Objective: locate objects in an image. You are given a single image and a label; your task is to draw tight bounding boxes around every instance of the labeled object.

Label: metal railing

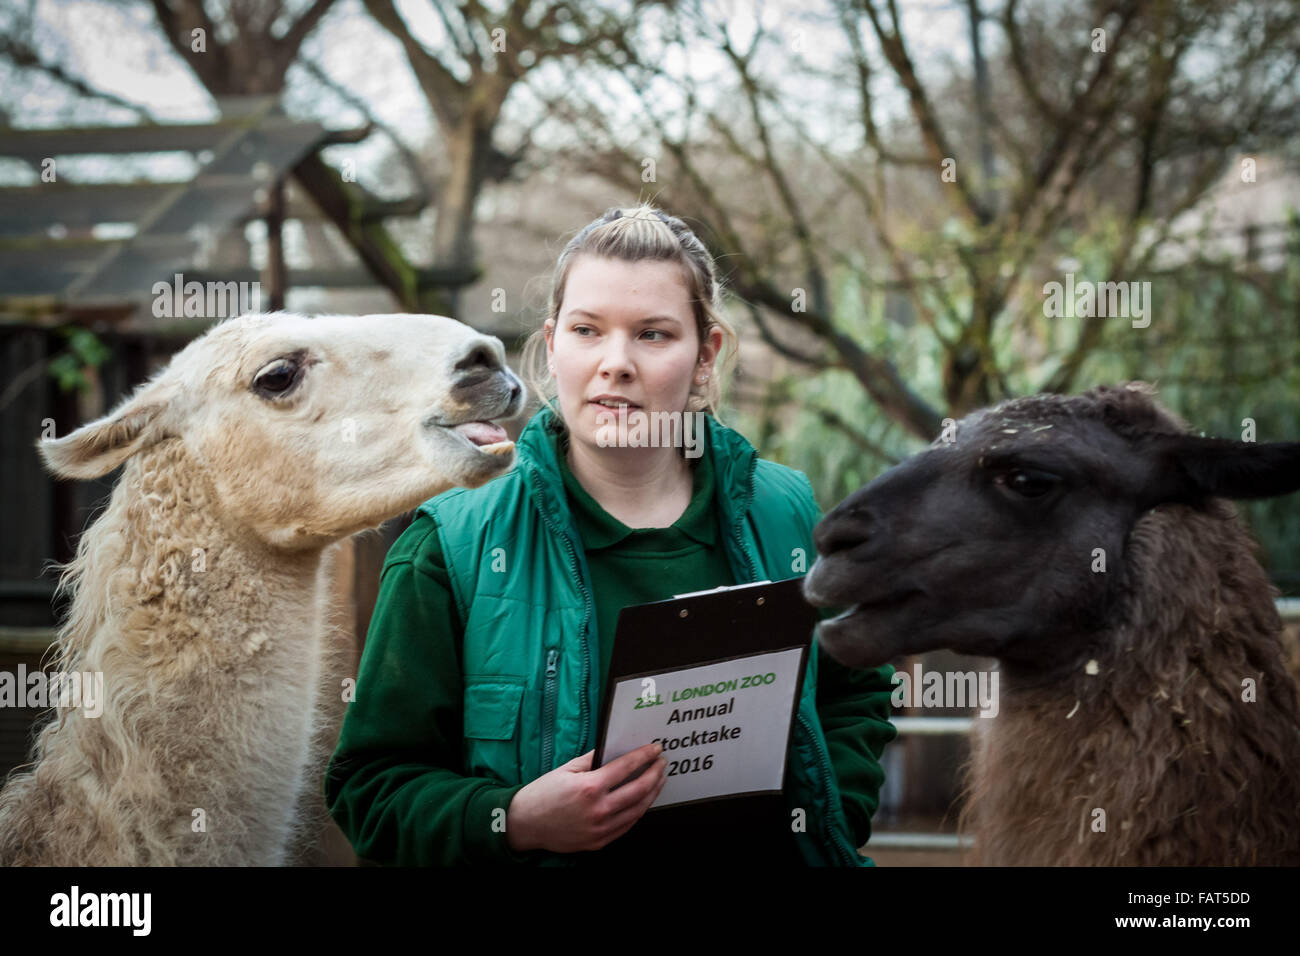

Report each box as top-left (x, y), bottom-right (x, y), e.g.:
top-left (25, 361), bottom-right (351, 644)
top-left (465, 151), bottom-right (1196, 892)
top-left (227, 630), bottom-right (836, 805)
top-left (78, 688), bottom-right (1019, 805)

top-left (871, 598), bottom-right (1300, 853)
top-left (7, 604), bottom-right (1300, 854)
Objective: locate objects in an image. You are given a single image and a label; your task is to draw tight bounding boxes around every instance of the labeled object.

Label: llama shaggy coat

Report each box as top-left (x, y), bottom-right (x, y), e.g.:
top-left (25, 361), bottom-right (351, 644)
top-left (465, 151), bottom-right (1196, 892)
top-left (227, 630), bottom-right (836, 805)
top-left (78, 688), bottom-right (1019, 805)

top-left (957, 388), bottom-right (1300, 865)
top-left (0, 439), bottom-right (341, 865)
top-left (0, 310), bottom-right (521, 866)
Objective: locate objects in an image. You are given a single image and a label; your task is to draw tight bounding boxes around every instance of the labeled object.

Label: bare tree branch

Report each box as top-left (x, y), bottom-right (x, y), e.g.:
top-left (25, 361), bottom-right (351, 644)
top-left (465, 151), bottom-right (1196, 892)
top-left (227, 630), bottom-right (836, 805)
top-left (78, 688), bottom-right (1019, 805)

top-left (742, 302), bottom-right (834, 369)
top-left (297, 56), bottom-right (435, 207)
top-left (857, 0), bottom-right (992, 225)
top-left (0, 34), bottom-right (152, 118)
top-left (809, 402), bottom-right (903, 466)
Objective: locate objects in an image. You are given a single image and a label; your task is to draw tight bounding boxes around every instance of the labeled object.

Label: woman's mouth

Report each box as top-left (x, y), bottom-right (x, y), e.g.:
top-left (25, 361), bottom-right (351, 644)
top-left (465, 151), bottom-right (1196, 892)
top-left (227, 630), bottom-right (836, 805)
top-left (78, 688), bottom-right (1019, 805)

top-left (589, 400), bottom-right (641, 414)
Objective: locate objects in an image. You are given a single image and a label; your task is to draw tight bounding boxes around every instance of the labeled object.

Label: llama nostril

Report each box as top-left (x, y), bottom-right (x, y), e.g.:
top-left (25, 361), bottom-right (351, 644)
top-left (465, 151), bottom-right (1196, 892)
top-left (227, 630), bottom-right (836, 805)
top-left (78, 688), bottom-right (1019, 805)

top-left (452, 343), bottom-right (507, 392)
top-left (814, 522), bottom-right (866, 556)
top-left (814, 506), bottom-right (874, 556)
top-left (454, 342), bottom-right (501, 374)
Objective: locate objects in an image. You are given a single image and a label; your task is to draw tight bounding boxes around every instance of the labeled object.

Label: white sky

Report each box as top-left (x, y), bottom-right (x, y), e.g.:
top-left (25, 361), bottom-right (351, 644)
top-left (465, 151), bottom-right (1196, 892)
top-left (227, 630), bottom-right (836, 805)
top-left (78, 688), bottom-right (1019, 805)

top-left (2, 0), bottom-right (974, 168)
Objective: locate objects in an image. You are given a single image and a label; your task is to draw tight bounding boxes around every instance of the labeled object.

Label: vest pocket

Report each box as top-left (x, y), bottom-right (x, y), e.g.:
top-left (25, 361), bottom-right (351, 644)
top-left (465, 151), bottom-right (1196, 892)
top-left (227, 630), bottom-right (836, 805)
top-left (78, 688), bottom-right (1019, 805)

top-left (463, 676), bottom-right (526, 785)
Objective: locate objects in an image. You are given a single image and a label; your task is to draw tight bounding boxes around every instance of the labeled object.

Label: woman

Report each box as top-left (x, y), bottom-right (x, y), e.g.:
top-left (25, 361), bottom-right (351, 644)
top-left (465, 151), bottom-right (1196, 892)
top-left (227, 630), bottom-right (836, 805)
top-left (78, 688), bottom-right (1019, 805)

top-left (324, 205), bottom-right (897, 865)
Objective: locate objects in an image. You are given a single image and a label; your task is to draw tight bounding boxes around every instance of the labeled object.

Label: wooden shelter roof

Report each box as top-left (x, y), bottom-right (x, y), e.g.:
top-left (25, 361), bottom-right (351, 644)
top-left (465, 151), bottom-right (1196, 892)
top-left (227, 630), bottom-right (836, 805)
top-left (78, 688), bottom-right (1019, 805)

top-left (0, 96), bottom-right (473, 323)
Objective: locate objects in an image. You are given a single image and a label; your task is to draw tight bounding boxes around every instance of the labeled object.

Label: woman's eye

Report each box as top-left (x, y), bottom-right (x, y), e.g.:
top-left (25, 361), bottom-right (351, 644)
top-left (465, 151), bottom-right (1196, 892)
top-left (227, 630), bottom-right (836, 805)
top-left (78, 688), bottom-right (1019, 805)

top-left (994, 468), bottom-right (1060, 499)
top-left (252, 358), bottom-right (302, 398)
top-left (641, 329), bottom-right (667, 341)
top-left (573, 326), bottom-right (595, 336)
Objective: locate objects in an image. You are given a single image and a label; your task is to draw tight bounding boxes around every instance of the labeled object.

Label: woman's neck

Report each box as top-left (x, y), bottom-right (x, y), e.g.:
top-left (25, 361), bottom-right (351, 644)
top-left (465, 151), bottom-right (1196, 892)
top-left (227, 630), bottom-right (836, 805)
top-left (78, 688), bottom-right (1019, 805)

top-left (565, 438), bottom-right (694, 529)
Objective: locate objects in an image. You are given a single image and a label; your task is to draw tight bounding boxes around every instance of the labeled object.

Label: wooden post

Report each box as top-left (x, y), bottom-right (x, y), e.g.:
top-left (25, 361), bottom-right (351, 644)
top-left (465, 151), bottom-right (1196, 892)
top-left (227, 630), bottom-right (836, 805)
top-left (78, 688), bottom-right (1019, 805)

top-left (262, 176), bottom-right (286, 311)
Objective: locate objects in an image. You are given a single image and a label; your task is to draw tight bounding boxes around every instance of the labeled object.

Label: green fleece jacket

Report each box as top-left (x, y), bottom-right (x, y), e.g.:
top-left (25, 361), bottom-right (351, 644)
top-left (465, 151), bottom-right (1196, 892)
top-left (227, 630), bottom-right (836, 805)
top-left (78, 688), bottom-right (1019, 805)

top-left (324, 406), bottom-right (897, 865)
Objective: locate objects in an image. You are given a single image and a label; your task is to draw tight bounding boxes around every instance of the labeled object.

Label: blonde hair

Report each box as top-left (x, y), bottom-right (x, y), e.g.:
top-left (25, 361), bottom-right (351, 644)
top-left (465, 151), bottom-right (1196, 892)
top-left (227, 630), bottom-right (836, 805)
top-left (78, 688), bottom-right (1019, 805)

top-left (521, 204), bottom-right (738, 425)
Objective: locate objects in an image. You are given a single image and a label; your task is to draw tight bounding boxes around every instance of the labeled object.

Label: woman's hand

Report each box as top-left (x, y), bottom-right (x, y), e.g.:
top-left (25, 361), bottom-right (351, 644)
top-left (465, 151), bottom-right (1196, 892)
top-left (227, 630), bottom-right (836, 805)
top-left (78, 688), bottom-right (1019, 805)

top-left (505, 743), bottom-right (667, 854)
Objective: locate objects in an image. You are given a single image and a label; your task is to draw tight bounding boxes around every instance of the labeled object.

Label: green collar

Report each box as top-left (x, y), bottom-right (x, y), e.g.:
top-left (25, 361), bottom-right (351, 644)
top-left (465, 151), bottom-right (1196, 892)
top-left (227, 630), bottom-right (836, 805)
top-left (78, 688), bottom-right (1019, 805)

top-left (554, 428), bottom-right (718, 550)
top-left (517, 405), bottom-right (757, 532)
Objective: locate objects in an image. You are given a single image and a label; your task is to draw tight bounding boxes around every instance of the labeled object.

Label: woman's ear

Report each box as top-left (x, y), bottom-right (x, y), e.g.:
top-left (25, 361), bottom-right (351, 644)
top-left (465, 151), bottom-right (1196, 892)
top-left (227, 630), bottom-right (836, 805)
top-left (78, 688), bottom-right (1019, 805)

top-left (697, 325), bottom-right (724, 377)
top-left (544, 319), bottom-right (556, 370)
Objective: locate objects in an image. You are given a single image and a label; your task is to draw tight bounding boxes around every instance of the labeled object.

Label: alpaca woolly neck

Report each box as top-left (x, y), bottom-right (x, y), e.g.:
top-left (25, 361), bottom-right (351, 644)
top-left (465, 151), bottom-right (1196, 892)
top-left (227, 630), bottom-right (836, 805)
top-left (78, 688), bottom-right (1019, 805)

top-left (0, 439), bottom-right (331, 865)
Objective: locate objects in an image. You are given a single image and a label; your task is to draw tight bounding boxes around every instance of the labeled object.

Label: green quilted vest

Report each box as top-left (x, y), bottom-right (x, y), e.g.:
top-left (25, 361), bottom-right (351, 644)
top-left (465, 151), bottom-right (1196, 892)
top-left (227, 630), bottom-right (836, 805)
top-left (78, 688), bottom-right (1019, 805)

top-left (419, 405), bottom-right (869, 866)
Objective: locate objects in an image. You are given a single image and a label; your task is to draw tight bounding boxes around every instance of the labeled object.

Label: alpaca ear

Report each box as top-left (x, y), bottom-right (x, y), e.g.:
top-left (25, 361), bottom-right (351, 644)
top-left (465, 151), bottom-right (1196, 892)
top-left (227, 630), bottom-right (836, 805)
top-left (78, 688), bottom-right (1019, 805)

top-left (36, 382), bottom-right (175, 480)
top-left (1144, 435), bottom-right (1300, 507)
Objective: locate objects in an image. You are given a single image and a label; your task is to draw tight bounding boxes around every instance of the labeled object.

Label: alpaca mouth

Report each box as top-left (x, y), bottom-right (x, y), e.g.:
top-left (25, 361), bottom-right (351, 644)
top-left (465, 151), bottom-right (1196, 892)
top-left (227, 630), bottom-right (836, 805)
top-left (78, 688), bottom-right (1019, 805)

top-left (803, 556), bottom-right (915, 612)
top-left (424, 415), bottom-right (515, 458)
top-left (813, 589), bottom-right (922, 668)
top-left (816, 610), bottom-right (894, 669)
top-left (448, 420), bottom-right (514, 456)
top-left (823, 589), bottom-right (921, 622)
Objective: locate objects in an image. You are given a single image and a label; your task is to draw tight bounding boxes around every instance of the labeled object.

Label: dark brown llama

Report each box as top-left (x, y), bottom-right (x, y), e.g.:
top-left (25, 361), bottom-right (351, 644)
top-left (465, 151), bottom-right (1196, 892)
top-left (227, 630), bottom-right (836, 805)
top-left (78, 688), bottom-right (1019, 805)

top-left (804, 382), bottom-right (1300, 865)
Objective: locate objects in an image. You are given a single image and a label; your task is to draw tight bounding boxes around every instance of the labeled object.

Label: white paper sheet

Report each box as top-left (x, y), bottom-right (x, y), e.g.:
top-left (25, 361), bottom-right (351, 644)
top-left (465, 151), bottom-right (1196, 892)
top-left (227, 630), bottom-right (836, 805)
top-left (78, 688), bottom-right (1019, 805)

top-left (599, 646), bottom-right (805, 808)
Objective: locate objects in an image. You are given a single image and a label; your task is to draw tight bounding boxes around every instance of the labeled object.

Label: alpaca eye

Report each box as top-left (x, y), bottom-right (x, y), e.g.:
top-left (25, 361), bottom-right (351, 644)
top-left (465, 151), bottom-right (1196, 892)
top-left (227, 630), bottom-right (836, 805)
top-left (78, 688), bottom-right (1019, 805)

top-left (252, 358), bottom-right (302, 398)
top-left (996, 468), bottom-right (1060, 499)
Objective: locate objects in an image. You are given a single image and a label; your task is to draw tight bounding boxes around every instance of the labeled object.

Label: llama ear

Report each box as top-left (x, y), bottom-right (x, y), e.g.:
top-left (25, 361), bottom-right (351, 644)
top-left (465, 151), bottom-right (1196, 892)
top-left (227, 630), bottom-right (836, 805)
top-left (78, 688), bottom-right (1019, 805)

top-left (36, 382), bottom-right (175, 480)
top-left (1144, 435), bottom-right (1300, 507)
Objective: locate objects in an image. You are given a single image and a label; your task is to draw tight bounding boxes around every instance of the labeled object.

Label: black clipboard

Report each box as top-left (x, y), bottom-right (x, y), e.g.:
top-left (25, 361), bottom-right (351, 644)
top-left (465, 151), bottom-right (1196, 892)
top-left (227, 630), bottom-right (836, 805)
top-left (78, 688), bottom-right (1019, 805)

top-left (591, 576), bottom-right (817, 798)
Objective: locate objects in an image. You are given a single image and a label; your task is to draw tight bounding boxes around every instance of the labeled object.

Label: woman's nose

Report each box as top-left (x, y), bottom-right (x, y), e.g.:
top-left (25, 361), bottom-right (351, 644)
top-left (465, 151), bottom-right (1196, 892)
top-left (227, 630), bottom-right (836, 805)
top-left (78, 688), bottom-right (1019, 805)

top-left (597, 334), bottom-right (634, 378)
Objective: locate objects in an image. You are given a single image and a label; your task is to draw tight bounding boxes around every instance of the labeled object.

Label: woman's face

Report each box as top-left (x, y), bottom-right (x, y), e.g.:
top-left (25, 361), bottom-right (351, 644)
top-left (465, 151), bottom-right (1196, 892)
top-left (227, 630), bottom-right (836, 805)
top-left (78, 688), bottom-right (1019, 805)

top-left (547, 254), bottom-right (719, 455)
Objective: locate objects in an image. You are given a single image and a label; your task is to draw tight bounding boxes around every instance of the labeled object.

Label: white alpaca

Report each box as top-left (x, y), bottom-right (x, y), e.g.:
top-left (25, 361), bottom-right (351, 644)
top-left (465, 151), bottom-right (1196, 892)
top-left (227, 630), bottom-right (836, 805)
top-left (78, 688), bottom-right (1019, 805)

top-left (0, 312), bottom-right (523, 865)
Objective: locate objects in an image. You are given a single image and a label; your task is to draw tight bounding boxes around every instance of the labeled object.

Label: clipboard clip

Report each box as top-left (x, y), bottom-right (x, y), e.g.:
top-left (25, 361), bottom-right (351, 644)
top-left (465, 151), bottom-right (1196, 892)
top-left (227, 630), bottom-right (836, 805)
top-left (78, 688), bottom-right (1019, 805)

top-left (672, 580), bottom-right (774, 600)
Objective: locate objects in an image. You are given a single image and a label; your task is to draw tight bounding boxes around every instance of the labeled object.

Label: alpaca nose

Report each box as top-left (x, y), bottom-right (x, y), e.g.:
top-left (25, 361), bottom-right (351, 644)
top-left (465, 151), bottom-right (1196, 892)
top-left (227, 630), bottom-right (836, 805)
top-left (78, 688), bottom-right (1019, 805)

top-left (813, 504), bottom-right (875, 556)
top-left (451, 337), bottom-right (506, 391)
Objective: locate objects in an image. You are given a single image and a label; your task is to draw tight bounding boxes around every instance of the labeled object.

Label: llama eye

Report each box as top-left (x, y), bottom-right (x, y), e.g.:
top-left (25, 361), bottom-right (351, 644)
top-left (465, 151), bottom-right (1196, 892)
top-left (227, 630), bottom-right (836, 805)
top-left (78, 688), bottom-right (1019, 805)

top-left (252, 358), bottom-right (302, 398)
top-left (995, 468), bottom-right (1060, 499)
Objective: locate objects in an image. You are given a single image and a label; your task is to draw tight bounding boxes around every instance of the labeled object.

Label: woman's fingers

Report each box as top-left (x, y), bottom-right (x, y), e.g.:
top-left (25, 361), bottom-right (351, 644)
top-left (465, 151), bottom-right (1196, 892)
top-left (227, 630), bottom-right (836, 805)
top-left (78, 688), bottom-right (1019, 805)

top-left (599, 753), bottom-right (665, 815)
top-left (591, 742), bottom-right (662, 791)
top-left (592, 769), bottom-right (669, 847)
top-left (595, 749), bottom-right (665, 822)
top-left (562, 750), bottom-right (596, 772)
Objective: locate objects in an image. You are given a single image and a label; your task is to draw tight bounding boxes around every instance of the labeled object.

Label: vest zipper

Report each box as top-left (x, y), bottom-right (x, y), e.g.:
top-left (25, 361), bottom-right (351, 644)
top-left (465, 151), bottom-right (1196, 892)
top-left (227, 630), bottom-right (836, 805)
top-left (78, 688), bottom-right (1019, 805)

top-left (530, 470), bottom-right (593, 771)
top-left (728, 450), bottom-right (760, 581)
top-left (797, 711), bottom-right (862, 866)
top-left (541, 649), bottom-right (559, 772)
top-left (557, 531), bottom-right (593, 761)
